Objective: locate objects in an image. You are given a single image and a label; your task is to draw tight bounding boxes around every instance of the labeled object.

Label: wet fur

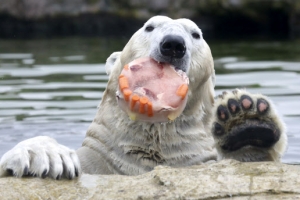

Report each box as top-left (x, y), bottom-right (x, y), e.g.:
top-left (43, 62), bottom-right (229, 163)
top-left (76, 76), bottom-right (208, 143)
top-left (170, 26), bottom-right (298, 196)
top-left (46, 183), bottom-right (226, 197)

top-left (78, 16), bottom-right (217, 175)
top-left (0, 16), bottom-right (287, 178)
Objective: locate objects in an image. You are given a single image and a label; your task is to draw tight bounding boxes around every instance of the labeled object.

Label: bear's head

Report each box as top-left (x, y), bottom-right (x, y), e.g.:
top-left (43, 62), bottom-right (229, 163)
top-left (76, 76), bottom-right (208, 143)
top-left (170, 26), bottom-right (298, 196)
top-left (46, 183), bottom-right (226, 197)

top-left (104, 16), bottom-right (215, 123)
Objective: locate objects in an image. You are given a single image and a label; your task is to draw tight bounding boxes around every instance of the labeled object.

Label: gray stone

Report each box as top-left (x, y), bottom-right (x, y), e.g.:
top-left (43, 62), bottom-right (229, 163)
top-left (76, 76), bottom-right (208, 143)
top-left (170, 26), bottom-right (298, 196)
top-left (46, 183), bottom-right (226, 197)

top-left (0, 160), bottom-right (299, 199)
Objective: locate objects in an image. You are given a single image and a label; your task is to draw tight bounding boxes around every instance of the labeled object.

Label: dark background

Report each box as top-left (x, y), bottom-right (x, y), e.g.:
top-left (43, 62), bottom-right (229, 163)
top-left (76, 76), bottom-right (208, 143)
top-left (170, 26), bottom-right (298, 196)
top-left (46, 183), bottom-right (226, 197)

top-left (0, 0), bottom-right (299, 40)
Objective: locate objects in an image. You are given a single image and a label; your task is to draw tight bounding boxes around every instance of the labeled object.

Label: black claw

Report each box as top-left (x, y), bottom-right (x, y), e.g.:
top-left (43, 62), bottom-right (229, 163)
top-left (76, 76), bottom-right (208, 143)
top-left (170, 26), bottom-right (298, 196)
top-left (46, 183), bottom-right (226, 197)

top-left (6, 168), bottom-right (14, 176)
top-left (75, 168), bottom-right (79, 177)
top-left (240, 95), bottom-right (253, 110)
top-left (41, 169), bottom-right (48, 179)
top-left (232, 89), bottom-right (238, 95)
top-left (257, 98), bottom-right (269, 114)
top-left (56, 174), bottom-right (62, 180)
top-left (29, 172), bottom-right (35, 176)
top-left (26, 173), bottom-right (37, 177)
top-left (217, 105), bottom-right (229, 121)
top-left (69, 171), bottom-right (74, 180)
top-left (227, 99), bottom-right (240, 115)
top-left (23, 166), bottom-right (29, 175)
top-left (213, 123), bottom-right (225, 136)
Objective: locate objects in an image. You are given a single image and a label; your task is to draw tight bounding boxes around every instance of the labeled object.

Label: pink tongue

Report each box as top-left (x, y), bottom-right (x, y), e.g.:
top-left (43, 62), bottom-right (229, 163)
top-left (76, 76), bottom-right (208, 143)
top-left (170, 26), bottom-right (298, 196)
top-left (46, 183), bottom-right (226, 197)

top-left (117, 57), bottom-right (189, 122)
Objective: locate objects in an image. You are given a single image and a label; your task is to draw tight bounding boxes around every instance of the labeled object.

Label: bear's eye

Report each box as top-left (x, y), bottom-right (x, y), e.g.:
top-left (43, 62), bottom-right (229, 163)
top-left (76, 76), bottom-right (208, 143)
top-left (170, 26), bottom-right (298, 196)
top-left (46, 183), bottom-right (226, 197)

top-left (145, 25), bottom-right (154, 32)
top-left (192, 32), bottom-right (200, 39)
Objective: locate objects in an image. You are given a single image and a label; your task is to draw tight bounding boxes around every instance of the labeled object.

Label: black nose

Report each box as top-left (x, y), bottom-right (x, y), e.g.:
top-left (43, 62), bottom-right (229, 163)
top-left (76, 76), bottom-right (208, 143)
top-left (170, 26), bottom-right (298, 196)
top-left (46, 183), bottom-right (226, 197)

top-left (160, 35), bottom-right (186, 59)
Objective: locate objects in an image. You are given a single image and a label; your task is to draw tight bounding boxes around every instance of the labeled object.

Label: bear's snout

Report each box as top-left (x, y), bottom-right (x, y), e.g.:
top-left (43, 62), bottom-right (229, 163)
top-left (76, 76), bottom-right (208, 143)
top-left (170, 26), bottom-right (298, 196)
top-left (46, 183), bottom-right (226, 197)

top-left (160, 35), bottom-right (186, 59)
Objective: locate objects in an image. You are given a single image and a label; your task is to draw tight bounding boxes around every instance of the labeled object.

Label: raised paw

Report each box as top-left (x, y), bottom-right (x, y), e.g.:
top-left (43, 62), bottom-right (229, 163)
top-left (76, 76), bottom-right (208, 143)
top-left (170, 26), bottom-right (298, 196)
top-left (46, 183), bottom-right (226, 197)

top-left (212, 89), bottom-right (287, 162)
top-left (0, 136), bottom-right (81, 179)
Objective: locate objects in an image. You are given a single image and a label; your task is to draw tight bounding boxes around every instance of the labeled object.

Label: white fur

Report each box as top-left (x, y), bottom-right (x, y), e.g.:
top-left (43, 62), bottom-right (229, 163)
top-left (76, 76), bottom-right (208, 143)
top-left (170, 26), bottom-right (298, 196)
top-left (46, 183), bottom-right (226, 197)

top-left (74, 16), bottom-right (217, 175)
top-left (0, 136), bottom-right (81, 179)
top-left (0, 16), bottom-right (287, 179)
top-left (105, 51), bottom-right (121, 76)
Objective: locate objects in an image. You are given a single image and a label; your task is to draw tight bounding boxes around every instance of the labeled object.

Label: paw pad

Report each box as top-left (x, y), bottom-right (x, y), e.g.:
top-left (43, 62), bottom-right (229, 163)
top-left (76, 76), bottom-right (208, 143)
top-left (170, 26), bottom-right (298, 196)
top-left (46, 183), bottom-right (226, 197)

top-left (257, 98), bottom-right (269, 114)
top-left (213, 122), bottom-right (225, 136)
top-left (240, 95), bottom-right (253, 110)
top-left (227, 99), bottom-right (240, 115)
top-left (212, 90), bottom-right (282, 153)
top-left (217, 105), bottom-right (229, 121)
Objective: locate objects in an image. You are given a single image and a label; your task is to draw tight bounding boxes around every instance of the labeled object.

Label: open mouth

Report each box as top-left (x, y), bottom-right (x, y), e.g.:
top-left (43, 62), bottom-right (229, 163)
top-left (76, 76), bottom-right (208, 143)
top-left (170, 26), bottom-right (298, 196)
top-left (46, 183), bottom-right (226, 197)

top-left (116, 57), bottom-right (189, 123)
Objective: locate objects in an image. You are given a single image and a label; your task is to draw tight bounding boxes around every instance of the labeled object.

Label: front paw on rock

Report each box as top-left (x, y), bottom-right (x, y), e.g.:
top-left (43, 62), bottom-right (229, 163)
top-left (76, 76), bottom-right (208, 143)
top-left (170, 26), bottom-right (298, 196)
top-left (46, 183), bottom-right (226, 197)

top-left (0, 136), bottom-right (81, 179)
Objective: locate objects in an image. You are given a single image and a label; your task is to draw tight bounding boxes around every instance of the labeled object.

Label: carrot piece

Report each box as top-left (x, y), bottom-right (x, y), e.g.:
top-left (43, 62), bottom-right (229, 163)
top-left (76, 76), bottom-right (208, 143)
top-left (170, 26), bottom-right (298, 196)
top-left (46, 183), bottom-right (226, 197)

top-left (130, 94), bottom-right (140, 110)
top-left (176, 84), bottom-right (188, 100)
top-left (139, 96), bottom-right (148, 114)
top-left (124, 64), bottom-right (129, 70)
top-left (119, 76), bottom-right (129, 91)
top-left (123, 89), bottom-right (132, 101)
top-left (147, 102), bottom-right (153, 117)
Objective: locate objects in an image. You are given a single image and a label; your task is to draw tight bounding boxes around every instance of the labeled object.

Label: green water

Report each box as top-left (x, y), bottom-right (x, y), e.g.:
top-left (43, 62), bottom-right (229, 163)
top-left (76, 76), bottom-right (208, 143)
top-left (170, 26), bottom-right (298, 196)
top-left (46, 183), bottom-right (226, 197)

top-left (0, 37), bottom-right (299, 164)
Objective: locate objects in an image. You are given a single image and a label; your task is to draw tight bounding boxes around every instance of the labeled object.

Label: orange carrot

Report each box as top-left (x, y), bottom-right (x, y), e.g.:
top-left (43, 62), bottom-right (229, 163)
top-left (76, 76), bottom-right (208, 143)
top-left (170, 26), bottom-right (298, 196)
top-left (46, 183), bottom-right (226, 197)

top-left (130, 94), bottom-right (140, 110)
top-left (139, 96), bottom-right (148, 114)
top-left (119, 76), bottom-right (129, 91)
top-left (176, 84), bottom-right (188, 100)
top-left (124, 64), bottom-right (129, 70)
top-left (147, 102), bottom-right (153, 117)
top-left (123, 89), bottom-right (132, 101)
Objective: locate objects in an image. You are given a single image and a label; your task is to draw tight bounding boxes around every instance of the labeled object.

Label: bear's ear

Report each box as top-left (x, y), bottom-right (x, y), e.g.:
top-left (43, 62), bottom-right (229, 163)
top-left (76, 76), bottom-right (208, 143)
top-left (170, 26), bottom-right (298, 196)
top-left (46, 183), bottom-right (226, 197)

top-left (105, 52), bottom-right (121, 75)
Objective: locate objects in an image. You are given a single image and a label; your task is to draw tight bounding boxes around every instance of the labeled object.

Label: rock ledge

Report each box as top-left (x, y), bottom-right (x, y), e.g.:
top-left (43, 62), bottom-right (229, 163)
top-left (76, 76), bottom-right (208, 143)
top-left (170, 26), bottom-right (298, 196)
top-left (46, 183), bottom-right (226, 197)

top-left (0, 160), bottom-right (299, 200)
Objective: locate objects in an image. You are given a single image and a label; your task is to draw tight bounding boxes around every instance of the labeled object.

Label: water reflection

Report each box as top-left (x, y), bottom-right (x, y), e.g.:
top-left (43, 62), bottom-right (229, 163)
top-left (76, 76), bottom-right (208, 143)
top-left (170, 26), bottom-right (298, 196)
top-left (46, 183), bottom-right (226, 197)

top-left (0, 64), bottom-right (106, 77)
top-left (0, 38), bottom-right (299, 164)
top-left (224, 61), bottom-right (300, 72)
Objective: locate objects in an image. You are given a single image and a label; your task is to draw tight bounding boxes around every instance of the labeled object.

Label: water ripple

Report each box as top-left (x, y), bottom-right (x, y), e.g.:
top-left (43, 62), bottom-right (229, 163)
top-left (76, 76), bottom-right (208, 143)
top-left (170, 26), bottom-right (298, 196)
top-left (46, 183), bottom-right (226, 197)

top-left (0, 40), bottom-right (299, 164)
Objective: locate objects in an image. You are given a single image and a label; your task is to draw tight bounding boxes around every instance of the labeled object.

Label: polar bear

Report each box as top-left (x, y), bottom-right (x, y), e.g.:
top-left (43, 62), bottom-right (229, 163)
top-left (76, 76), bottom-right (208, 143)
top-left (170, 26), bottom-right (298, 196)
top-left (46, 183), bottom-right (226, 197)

top-left (0, 16), bottom-right (287, 179)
